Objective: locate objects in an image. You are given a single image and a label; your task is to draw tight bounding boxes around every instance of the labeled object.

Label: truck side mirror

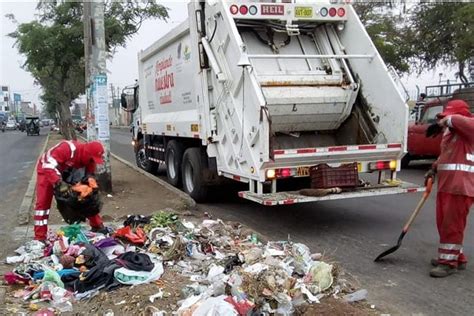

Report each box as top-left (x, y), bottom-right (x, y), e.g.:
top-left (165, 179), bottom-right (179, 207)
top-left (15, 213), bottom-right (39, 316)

top-left (120, 93), bottom-right (127, 109)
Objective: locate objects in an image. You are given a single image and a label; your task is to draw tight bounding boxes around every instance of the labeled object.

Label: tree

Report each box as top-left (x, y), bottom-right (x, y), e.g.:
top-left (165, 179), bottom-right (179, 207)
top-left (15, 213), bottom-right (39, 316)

top-left (354, 2), bottom-right (413, 74)
top-left (7, 1), bottom-right (168, 139)
top-left (408, 3), bottom-right (474, 83)
top-left (355, 3), bottom-right (474, 81)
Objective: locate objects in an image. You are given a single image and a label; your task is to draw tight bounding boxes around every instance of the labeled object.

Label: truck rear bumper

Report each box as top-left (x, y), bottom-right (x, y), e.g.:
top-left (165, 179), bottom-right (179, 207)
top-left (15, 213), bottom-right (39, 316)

top-left (238, 181), bottom-right (424, 206)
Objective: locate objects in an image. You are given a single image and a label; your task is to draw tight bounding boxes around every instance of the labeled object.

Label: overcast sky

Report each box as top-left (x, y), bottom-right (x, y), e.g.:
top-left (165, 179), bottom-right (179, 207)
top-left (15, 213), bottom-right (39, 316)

top-left (0, 1), bottom-right (457, 109)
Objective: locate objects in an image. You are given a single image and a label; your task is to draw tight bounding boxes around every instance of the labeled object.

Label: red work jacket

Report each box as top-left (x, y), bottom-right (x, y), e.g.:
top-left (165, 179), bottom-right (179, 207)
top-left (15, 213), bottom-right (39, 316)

top-left (38, 140), bottom-right (97, 186)
top-left (434, 115), bottom-right (474, 197)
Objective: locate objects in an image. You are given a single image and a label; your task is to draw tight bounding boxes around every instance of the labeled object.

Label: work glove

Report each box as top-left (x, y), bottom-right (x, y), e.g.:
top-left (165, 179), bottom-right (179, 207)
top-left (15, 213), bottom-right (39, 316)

top-left (55, 181), bottom-right (71, 198)
top-left (424, 168), bottom-right (436, 186)
top-left (426, 123), bottom-right (443, 138)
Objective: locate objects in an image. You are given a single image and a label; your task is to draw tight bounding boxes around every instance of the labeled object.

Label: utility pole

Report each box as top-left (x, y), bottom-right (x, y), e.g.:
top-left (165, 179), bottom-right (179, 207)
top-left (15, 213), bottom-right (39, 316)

top-left (83, 0), bottom-right (112, 192)
top-left (83, 1), bottom-right (95, 140)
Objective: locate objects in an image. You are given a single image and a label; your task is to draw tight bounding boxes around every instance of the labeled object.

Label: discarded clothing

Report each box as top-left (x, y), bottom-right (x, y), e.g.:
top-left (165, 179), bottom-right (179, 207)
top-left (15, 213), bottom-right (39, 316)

top-left (33, 269), bottom-right (79, 280)
top-left (114, 226), bottom-right (147, 244)
top-left (116, 252), bottom-right (154, 272)
top-left (123, 215), bottom-right (151, 227)
top-left (114, 260), bottom-right (164, 285)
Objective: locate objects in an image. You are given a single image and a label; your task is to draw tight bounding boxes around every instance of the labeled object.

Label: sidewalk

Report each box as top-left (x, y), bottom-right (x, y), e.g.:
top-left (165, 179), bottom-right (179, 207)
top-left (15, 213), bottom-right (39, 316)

top-left (110, 125), bottom-right (130, 130)
top-left (1, 133), bottom-right (376, 315)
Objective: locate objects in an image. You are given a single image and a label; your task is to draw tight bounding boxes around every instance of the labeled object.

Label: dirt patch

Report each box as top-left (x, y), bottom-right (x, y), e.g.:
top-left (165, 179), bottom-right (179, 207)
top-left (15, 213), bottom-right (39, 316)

top-left (42, 133), bottom-right (189, 226)
top-left (70, 269), bottom-right (190, 315)
top-left (296, 298), bottom-right (375, 315)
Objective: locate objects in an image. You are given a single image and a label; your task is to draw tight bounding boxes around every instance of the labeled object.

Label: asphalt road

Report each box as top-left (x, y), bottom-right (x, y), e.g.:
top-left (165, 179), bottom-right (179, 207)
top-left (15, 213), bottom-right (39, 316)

top-left (110, 128), bottom-right (474, 315)
top-left (0, 128), bottom-right (47, 258)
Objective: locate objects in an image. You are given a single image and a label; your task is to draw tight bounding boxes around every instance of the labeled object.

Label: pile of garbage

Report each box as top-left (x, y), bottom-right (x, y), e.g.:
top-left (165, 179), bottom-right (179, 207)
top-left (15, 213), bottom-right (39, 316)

top-left (3, 211), bottom-right (364, 314)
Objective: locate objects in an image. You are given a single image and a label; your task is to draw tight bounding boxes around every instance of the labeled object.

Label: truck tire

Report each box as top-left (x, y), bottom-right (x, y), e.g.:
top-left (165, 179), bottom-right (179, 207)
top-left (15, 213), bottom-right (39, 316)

top-left (401, 154), bottom-right (411, 169)
top-left (136, 139), bottom-right (159, 174)
top-left (165, 140), bottom-right (184, 187)
top-left (181, 147), bottom-right (208, 202)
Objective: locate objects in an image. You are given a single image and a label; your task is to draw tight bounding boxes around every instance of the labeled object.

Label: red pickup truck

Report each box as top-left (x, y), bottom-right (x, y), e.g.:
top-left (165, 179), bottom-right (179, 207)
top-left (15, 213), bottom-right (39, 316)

top-left (403, 86), bottom-right (474, 168)
top-left (403, 100), bottom-right (445, 167)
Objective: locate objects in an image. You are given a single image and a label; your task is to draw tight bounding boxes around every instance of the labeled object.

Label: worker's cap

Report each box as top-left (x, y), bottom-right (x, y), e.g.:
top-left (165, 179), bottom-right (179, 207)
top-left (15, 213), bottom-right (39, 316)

top-left (84, 141), bottom-right (104, 164)
top-left (437, 99), bottom-right (471, 119)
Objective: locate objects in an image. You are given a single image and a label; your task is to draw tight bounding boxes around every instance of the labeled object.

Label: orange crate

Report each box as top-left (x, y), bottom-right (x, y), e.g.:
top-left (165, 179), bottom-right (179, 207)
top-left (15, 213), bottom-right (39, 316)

top-left (310, 163), bottom-right (359, 189)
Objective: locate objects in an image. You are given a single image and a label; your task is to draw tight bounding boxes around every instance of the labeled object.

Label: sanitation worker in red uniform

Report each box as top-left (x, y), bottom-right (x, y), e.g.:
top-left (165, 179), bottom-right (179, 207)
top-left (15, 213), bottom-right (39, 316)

top-left (425, 100), bottom-right (474, 277)
top-left (34, 140), bottom-right (106, 241)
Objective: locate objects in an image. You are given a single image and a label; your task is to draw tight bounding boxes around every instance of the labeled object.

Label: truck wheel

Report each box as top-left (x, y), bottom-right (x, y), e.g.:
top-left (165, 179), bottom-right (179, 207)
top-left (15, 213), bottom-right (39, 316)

top-left (182, 148), bottom-right (208, 202)
top-left (136, 139), bottom-right (159, 174)
top-left (401, 154), bottom-right (411, 169)
top-left (165, 140), bottom-right (184, 187)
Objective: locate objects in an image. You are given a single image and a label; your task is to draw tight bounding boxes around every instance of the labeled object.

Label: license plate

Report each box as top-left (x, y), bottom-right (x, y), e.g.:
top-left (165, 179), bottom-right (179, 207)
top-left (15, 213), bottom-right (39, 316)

top-left (297, 167), bottom-right (310, 177)
top-left (295, 7), bottom-right (313, 18)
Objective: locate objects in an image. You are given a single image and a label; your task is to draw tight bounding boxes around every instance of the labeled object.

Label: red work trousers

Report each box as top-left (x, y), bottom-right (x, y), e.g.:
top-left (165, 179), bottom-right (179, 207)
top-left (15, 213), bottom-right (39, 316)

top-left (34, 171), bottom-right (103, 241)
top-left (436, 192), bottom-right (474, 267)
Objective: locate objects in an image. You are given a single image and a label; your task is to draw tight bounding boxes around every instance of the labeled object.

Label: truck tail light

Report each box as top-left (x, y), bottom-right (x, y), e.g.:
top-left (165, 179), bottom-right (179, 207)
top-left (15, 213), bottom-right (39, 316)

top-left (230, 5), bottom-right (239, 15)
top-left (239, 5), bottom-right (248, 15)
top-left (249, 5), bottom-right (258, 15)
top-left (329, 7), bottom-right (337, 17)
top-left (337, 8), bottom-right (346, 17)
top-left (320, 7), bottom-right (328, 17)
top-left (266, 169), bottom-right (276, 180)
top-left (369, 160), bottom-right (397, 171)
top-left (278, 168), bottom-right (292, 178)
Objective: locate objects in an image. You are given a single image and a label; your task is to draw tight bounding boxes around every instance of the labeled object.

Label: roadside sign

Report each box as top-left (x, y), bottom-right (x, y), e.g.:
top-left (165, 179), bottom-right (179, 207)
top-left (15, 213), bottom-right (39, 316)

top-left (94, 74), bottom-right (110, 141)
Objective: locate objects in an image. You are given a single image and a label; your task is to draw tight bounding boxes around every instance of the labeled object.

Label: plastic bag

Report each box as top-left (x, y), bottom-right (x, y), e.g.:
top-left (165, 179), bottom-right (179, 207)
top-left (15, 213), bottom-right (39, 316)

top-left (304, 262), bottom-right (333, 294)
top-left (43, 269), bottom-right (64, 288)
top-left (224, 296), bottom-right (255, 315)
top-left (207, 264), bottom-right (225, 283)
top-left (192, 295), bottom-right (238, 316)
top-left (177, 294), bottom-right (203, 316)
top-left (6, 240), bottom-right (45, 264)
top-left (51, 286), bottom-right (73, 312)
top-left (343, 289), bottom-right (368, 302)
top-left (291, 243), bottom-right (313, 275)
top-left (56, 190), bottom-right (102, 224)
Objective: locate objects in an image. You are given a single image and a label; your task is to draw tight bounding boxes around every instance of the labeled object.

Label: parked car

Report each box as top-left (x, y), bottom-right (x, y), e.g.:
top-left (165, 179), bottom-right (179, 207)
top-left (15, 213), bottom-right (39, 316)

top-left (41, 119), bottom-right (50, 126)
top-left (5, 119), bottom-right (17, 130)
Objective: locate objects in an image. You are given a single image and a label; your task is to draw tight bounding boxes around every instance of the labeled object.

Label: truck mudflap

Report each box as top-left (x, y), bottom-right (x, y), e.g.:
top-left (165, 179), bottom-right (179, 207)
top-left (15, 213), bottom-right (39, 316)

top-left (238, 181), bottom-right (425, 206)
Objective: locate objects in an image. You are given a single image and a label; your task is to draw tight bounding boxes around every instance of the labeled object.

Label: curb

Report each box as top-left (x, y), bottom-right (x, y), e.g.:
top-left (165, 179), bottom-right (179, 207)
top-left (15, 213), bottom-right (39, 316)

top-left (18, 133), bottom-right (50, 225)
top-left (110, 152), bottom-right (197, 209)
top-left (111, 126), bottom-right (130, 130)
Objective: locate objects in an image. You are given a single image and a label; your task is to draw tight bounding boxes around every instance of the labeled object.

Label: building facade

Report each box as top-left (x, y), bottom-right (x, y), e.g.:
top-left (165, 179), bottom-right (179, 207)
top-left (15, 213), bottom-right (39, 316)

top-left (0, 86), bottom-right (11, 112)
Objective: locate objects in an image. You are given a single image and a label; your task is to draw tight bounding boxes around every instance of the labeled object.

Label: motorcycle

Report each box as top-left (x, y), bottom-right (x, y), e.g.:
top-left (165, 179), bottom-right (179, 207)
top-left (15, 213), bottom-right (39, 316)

top-left (26, 117), bottom-right (40, 136)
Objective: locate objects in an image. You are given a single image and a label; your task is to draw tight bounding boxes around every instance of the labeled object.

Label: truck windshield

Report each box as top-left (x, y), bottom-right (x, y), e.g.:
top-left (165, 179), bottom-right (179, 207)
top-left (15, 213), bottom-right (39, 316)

top-left (420, 105), bottom-right (443, 124)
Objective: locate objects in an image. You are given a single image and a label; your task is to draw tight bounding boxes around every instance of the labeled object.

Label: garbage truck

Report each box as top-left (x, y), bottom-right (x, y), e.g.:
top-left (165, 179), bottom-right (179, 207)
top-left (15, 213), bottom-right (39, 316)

top-left (121, 0), bottom-right (424, 204)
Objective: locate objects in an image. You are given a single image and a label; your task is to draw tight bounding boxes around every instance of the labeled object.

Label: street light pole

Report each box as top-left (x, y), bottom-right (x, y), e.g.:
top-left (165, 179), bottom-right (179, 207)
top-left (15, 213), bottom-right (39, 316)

top-left (83, 0), bottom-right (112, 192)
